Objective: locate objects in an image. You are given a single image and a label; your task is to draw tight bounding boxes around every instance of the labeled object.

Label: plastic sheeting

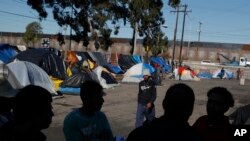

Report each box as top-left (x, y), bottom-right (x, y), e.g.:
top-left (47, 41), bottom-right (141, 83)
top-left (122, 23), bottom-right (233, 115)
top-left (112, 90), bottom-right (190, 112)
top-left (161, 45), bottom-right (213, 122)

top-left (60, 71), bottom-right (93, 88)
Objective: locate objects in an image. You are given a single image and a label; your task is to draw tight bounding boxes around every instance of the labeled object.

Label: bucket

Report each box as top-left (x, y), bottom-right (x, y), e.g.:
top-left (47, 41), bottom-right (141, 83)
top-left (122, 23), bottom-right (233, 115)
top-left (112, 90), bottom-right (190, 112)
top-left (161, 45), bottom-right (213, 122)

top-left (240, 78), bottom-right (245, 85)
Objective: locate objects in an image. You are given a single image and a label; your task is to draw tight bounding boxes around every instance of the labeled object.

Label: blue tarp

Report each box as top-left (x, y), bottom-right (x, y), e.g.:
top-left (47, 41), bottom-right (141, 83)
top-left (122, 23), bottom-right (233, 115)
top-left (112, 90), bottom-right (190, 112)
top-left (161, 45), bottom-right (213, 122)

top-left (197, 71), bottom-right (213, 79)
top-left (0, 44), bottom-right (17, 63)
top-left (150, 57), bottom-right (171, 72)
top-left (58, 87), bottom-right (80, 95)
top-left (107, 63), bottom-right (124, 74)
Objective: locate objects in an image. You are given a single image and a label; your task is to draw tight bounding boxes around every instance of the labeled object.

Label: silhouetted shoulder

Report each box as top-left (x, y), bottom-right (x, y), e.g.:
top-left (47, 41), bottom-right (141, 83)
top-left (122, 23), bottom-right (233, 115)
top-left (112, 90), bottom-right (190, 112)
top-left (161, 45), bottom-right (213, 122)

top-left (127, 117), bottom-right (202, 141)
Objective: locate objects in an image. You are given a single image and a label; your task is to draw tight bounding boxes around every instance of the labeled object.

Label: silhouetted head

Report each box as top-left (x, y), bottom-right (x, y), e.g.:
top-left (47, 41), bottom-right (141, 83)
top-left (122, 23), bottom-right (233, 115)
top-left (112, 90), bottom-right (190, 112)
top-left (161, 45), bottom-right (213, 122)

top-left (163, 83), bottom-right (195, 121)
top-left (13, 85), bottom-right (53, 130)
top-left (80, 81), bottom-right (104, 115)
top-left (206, 87), bottom-right (234, 117)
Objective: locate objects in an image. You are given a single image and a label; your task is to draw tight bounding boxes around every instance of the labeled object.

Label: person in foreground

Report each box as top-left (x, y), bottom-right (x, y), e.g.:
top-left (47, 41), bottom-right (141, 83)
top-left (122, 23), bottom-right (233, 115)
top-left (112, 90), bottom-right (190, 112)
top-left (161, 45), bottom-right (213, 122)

top-left (63, 81), bottom-right (114, 141)
top-left (126, 83), bottom-right (202, 141)
top-left (192, 87), bottom-right (234, 141)
top-left (0, 85), bottom-right (53, 141)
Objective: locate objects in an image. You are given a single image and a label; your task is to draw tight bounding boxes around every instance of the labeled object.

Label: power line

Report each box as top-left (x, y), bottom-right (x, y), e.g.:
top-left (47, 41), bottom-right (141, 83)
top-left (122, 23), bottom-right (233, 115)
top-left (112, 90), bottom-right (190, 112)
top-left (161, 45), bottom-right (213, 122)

top-left (0, 10), bottom-right (55, 22)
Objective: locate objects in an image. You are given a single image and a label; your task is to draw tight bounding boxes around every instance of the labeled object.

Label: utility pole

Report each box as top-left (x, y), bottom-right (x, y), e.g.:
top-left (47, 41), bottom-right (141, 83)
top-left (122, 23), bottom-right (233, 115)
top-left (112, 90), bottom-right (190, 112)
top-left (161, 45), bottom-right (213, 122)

top-left (171, 6), bottom-right (179, 72)
top-left (198, 21), bottom-right (202, 42)
top-left (179, 4), bottom-right (191, 68)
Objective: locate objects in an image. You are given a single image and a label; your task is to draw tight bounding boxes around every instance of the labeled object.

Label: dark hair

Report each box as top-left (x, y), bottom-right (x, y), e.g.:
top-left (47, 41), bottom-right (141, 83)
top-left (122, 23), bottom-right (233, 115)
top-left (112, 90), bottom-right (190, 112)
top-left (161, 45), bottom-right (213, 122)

top-left (13, 85), bottom-right (52, 121)
top-left (163, 83), bottom-right (195, 120)
top-left (80, 81), bottom-right (103, 101)
top-left (207, 87), bottom-right (234, 107)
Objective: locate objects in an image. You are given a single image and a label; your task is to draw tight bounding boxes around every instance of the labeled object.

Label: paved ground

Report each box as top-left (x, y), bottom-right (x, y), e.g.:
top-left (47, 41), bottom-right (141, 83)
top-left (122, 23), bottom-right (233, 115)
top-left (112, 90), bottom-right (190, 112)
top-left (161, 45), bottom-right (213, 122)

top-left (44, 78), bottom-right (250, 141)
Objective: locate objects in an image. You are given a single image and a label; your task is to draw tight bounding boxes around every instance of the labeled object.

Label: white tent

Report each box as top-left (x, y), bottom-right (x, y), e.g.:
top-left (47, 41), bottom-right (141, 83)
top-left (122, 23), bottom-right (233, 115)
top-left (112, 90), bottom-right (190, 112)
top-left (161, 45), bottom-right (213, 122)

top-left (6, 61), bottom-right (56, 95)
top-left (122, 63), bottom-right (154, 83)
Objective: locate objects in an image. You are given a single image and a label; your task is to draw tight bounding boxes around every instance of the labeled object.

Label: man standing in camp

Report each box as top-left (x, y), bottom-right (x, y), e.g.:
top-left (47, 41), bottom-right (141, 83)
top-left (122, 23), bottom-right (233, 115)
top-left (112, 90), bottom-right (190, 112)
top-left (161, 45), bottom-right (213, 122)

top-left (135, 69), bottom-right (157, 128)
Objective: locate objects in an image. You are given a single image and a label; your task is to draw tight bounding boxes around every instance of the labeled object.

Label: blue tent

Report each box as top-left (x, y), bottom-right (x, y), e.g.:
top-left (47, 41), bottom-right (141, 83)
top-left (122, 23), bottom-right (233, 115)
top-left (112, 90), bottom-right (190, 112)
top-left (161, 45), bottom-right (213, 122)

top-left (0, 44), bottom-right (17, 63)
top-left (150, 57), bottom-right (171, 72)
top-left (131, 55), bottom-right (142, 64)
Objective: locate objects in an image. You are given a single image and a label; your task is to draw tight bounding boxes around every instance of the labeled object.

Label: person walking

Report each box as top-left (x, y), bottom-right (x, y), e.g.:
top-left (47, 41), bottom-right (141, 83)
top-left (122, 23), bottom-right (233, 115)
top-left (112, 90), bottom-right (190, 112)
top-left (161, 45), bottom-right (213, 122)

top-left (135, 69), bottom-right (157, 128)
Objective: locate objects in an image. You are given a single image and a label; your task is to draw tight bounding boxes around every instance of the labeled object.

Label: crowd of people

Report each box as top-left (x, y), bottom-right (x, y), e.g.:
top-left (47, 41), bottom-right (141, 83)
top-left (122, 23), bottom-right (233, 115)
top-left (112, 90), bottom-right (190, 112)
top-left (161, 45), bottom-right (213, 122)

top-left (0, 70), bottom-right (249, 141)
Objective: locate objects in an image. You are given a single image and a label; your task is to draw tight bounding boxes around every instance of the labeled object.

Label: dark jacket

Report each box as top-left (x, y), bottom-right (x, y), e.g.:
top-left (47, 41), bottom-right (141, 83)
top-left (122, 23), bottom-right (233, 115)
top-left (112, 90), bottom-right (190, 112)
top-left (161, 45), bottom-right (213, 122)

top-left (127, 116), bottom-right (202, 141)
top-left (138, 78), bottom-right (156, 105)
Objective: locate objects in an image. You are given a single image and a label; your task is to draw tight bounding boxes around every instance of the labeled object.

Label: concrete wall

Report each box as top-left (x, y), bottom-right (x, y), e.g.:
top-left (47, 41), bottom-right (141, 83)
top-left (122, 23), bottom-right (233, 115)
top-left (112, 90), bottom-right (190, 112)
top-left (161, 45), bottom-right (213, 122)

top-left (1, 32), bottom-right (250, 61)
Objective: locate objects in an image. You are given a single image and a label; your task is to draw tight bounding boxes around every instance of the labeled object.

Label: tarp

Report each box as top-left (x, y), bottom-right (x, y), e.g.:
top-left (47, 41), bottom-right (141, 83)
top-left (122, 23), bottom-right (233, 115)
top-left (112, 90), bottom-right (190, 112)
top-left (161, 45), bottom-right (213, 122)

top-left (6, 61), bottom-right (56, 94)
top-left (122, 63), bottom-right (155, 83)
top-left (150, 57), bottom-right (171, 73)
top-left (197, 71), bottom-right (213, 79)
top-left (0, 44), bottom-right (18, 63)
top-left (60, 71), bottom-right (93, 88)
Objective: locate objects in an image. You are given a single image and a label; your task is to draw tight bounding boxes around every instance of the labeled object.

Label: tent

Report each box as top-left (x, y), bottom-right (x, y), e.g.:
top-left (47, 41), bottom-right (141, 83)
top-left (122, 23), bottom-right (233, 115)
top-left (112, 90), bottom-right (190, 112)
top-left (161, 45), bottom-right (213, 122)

top-left (150, 56), bottom-right (171, 73)
top-left (0, 44), bottom-right (18, 63)
top-left (6, 61), bottom-right (56, 95)
top-left (118, 54), bottom-right (136, 71)
top-left (122, 63), bottom-right (155, 83)
top-left (15, 48), bottom-right (67, 80)
top-left (212, 69), bottom-right (234, 79)
top-left (173, 67), bottom-right (200, 81)
top-left (93, 66), bottom-right (119, 89)
top-left (131, 55), bottom-right (142, 64)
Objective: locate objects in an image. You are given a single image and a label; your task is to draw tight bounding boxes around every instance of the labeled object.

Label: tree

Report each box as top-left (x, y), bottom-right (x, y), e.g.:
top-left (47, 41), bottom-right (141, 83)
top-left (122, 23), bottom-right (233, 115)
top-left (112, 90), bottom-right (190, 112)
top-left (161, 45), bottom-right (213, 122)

top-left (168, 0), bottom-right (181, 7)
top-left (23, 21), bottom-right (43, 47)
top-left (27, 0), bottom-right (128, 50)
top-left (143, 27), bottom-right (169, 57)
top-left (127, 0), bottom-right (165, 55)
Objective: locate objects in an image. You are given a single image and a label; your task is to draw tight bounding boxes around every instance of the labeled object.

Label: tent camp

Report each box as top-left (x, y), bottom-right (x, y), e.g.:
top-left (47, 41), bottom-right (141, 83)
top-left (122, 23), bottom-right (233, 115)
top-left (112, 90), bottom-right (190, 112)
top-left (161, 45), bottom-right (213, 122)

top-left (6, 61), bottom-right (56, 95)
top-left (122, 63), bottom-right (155, 83)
